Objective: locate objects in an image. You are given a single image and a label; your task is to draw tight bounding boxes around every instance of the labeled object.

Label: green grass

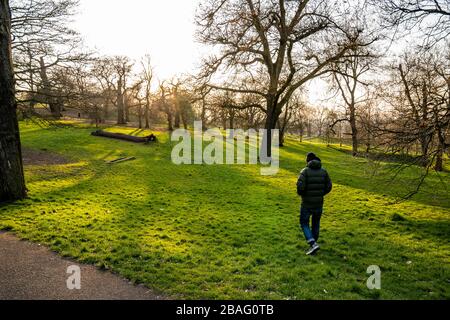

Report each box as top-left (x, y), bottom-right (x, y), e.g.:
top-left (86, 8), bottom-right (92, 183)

top-left (0, 121), bottom-right (449, 299)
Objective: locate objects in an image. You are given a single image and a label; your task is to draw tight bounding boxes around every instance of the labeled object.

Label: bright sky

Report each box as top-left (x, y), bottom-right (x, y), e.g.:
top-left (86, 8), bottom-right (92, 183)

top-left (74, 0), bottom-right (330, 104)
top-left (73, 1), bottom-right (413, 107)
top-left (75, 0), bottom-right (201, 81)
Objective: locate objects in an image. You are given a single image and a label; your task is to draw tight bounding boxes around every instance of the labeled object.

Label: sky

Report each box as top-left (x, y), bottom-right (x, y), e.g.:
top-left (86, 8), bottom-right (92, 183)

top-left (75, 0), bottom-right (202, 81)
top-left (72, 1), bottom-right (416, 108)
top-left (73, 0), bottom-right (332, 104)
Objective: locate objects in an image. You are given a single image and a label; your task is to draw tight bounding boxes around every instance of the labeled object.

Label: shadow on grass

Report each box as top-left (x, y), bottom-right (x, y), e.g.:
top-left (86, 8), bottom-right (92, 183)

top-left (281, 140), bottom-right (450, 209)
top-left (2, 124), bottom-right (449, 299)
top-left (388, 217), bottom-right (450, 243)
top-left (328, 145), bottom-right (449, 173)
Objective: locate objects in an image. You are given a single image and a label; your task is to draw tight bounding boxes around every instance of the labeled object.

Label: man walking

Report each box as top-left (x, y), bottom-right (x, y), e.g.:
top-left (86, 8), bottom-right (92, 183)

top-left (297, 153), bottom-right (332, 255)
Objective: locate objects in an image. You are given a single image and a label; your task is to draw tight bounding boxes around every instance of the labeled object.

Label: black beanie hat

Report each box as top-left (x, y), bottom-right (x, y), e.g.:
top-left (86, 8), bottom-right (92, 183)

top-left (306, 152), bottom-right (317, 163)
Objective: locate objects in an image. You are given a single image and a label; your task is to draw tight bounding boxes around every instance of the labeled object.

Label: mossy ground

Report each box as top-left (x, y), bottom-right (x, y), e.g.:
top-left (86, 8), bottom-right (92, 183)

top-left (0, 121), bottom-right (449, 299)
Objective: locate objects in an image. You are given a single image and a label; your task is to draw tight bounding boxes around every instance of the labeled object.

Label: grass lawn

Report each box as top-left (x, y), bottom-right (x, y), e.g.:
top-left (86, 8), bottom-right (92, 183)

top-left (0, 121), bottom-right (449, 299)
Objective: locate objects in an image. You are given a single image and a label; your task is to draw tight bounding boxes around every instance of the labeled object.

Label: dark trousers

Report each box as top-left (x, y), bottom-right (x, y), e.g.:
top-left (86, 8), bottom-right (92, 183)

top-left (300, 207), bottom-right (323, 243)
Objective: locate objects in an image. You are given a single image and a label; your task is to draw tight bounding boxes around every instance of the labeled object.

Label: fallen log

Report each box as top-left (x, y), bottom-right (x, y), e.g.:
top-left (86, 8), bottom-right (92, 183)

top-left (91, 130), bottom-right (157, 143)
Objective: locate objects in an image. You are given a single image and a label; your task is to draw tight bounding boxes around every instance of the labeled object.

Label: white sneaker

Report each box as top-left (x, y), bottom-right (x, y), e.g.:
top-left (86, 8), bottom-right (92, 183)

top-left (306, 243), bottom-right (320, 255)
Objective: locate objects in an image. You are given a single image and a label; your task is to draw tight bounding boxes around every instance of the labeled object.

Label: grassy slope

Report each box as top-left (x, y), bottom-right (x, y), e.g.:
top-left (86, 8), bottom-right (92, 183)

top-left (0, 121), bottom-right (449, 299)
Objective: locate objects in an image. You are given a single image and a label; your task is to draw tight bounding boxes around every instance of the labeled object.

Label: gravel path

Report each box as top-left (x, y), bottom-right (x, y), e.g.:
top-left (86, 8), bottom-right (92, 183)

top-left (0, 232), bottom-right (163, 300)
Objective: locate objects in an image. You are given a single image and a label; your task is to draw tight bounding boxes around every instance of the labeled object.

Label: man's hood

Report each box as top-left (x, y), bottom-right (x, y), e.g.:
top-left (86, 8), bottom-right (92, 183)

top-left (307, 159), bottom-right (322, 170)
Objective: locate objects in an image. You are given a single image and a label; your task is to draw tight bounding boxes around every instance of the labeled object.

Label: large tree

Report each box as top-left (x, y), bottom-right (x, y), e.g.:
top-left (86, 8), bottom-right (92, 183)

top-left (329, 46), bottom-right (378, 156)
top-left (92, 56), bottom-right (133, 125)
top-left (375, 50), bottom-right (449, 174)
top-left (196, 0), bottom-right (374, 156)
top-left (396, 52), bottom-right (449, 170)
top-left (0, 0), bottom-right (26, 202)
top-left (10, 0), bottom-right (84, 118)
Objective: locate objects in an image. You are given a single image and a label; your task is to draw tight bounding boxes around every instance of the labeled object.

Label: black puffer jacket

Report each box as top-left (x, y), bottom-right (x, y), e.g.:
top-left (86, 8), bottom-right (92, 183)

top-left (296, 159), bottom-right (332, 209)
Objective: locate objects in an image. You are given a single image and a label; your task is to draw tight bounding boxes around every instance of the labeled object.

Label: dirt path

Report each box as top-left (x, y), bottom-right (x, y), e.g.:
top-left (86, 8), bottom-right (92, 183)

top-left (0, 232), bottom-right (164, 300)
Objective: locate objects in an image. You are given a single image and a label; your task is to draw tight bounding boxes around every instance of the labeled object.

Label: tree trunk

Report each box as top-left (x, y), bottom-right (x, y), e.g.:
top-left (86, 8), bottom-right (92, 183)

top-left (138, 105), bottom-right (143, 129)
top-left (298, 122), bottom-right (303, 143)
top-left (262, 99), bottom-right (280, 159)
top-left (167, 112), bottom-right (173, 131)
top-left (144, 101), bottom-right (150, 129)
top-left (307, 121), bottom-right (312, 138)
top-left (278, 124), bottom-right (286, 147)
top-left (435, 148), bottom-right (443, 172)
top-left (94, 105), bottom-right (100, 128)
top-left (0, 0), bottom-right (27, 202)
top-left (435, 133), bottom-right (445, 172)
top-left (117, 76), bottom-right (126, 125)
top-left (181, 111), bottom-right (188, 130)
top-left (201, 97), bottom-right (207, 124)
top-left (229, 111), bottom-right (235, 131)
top-left (124, 94), bottom-right (130, 123)
top-left (278, 106), bottom-right (292, 148)
top-left (262, 116), bottom-right (275, 159)
top-left (174, 110), bottom-right (181, 129)
top-left (419, 136), bottom-right (429, 167)
top-left (222, 112), bottom-right (227, 131)
top-left (39, 57), bottom-right (62, 118)
top-left (349, 104), bottom-right (358, 156)
top-left (103, 104), bottom-right (109, 123)
top-left (27, 48), bottom-right (35, 113)
top-left (277, 118), bottom-right (288, 148)
top-left (365, 129), bottom-right (372, 153)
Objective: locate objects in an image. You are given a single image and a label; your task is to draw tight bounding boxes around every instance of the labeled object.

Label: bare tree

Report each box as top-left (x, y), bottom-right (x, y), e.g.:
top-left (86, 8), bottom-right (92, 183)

top-left (92, 57), bottom-right (116, 122)
top-left (156, 81), bottom-right (174, 131)
top-left (291, 101), bottom-right (311, 142)
top-left (376, 50), bottom-right (449, 173)
top-left (329, 46), bottom-right (378, 156)
top-left (140, 55), bottom-right (153, 128)
top-left (93, 56), bottom-right (133, 125)
top-left (169, 78), bottom-right (183, 129)
top-left (433, 55), bottom-right (450, 171)
top-left (277, 93), bottom-right (304, 146)
top-left (10, 0), bottom-right (85, 118)
top-left (0, 0), bottom-right (26, 201)
top-left (127, 79), bottom-right (144, 128)
top-left (196, 84), bottom-right (213, 125)
top-left (196, 0), bottom-right (375, 156)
